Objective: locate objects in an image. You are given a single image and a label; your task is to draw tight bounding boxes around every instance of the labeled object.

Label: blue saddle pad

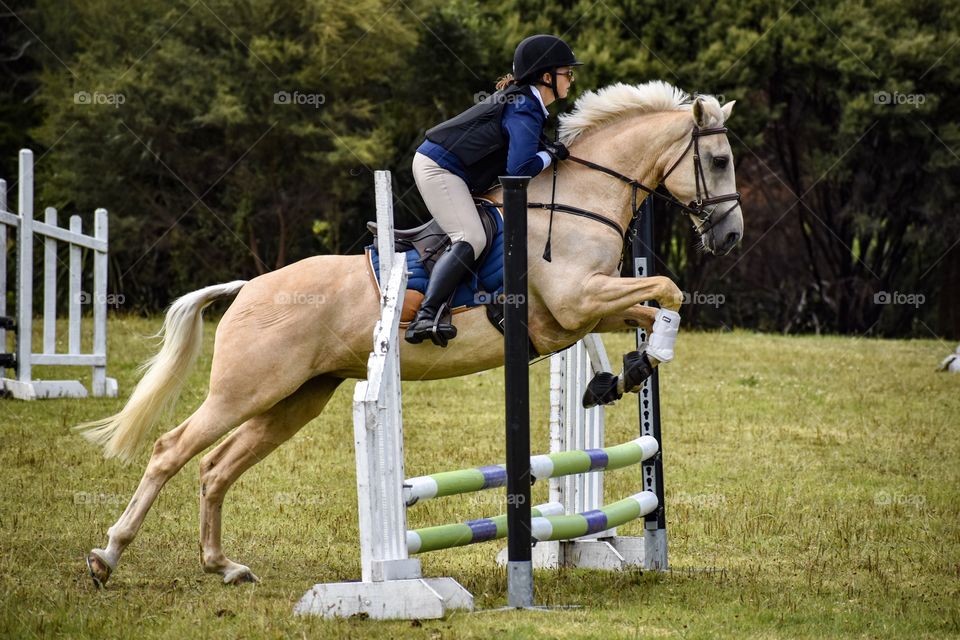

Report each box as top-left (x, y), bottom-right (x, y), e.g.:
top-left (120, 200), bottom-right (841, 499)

top-left (367, 203), bottom-right (505, 309)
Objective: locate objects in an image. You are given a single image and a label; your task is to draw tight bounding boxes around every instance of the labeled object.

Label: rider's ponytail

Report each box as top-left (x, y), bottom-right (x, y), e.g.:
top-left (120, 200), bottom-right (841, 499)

top-left (495, 73), bottom-right (516, 91)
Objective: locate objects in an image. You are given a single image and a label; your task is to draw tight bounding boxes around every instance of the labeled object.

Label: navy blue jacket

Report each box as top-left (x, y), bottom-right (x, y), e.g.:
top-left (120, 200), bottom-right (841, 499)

top-left (418, 84), bottom-right (552, 193)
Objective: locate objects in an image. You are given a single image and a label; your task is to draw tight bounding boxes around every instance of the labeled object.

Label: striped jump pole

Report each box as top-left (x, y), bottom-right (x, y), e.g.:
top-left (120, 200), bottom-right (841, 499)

top-left (408, 492), bottom-right (659, 555)
top-left (404, 436), bottom-right (660, 506)
top-left (408, 502), bottom-right (565, 554)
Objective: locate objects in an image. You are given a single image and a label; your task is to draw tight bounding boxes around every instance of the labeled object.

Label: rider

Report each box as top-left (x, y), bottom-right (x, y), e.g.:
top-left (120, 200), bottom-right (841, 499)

top-left (405, 34), bottom-right (583, 346)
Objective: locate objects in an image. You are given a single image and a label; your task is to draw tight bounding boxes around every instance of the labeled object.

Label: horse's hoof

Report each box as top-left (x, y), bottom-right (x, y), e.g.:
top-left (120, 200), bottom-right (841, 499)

top-left (223, 565), bottom-right (260, 585)
top-left (582, 372), bottom-right (622, 408)
top-left (621, 348), bottom-right (654, 393)
top-left (86, 550), bottom-right (113, 588)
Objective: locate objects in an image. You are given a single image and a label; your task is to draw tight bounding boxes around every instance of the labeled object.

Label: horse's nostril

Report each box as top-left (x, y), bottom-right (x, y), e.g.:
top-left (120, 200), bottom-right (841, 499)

top-left (723, 231), bottom-right (740, 251)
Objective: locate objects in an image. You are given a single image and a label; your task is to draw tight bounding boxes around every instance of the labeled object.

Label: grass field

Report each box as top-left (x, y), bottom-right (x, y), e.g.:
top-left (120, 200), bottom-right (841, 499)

top-left (1, 316), bottom-right (958, 639)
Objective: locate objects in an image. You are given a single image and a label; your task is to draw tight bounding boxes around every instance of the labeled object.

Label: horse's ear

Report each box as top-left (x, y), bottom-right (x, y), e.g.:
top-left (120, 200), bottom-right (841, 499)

top-left (692, 97), bottom-right (707, 127)
top-left (721, 100), bottom-right (736, 123)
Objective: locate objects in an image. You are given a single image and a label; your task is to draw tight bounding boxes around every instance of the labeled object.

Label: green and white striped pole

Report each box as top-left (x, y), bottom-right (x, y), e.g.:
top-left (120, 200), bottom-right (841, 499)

top-left (404, 436), bottom-right (659, 506)
top-left (407, 492), bottom-right (659, 555)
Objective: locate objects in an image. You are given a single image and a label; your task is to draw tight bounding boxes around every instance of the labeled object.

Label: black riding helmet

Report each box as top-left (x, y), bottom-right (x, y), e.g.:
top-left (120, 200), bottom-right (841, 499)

top-left (512, 34), bottom-right (583, 101)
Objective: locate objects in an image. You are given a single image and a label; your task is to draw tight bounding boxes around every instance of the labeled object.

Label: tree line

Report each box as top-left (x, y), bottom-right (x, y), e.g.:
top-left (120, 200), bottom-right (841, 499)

top-left (1, 0), bottom-right (957, 338)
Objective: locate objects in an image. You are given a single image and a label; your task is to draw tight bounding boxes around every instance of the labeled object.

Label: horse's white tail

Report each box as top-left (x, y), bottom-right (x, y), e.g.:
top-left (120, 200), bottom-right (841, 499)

top-left (76, 280), bottom-right (248, 462)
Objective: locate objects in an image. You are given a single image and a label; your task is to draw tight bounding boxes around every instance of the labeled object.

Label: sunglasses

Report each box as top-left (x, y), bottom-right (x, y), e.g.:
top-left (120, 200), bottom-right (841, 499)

top-left (554, 70), bottom-right (575, 80)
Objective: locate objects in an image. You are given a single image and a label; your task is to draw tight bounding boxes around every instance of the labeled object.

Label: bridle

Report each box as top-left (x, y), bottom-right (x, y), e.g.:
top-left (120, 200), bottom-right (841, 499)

top-left (487, 124), bottom-right (742, 260)
top-left (660, 125), bottom-right (742, 232)
top-left (652, 125), bottom-right (741, 233)
top-left (551, 125), bottom-right (741, 238)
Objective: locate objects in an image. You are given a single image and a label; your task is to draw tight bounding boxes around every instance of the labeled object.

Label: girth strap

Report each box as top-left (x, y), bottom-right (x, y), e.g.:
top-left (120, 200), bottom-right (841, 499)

top-left (484, 301), bottom-right (540, 360)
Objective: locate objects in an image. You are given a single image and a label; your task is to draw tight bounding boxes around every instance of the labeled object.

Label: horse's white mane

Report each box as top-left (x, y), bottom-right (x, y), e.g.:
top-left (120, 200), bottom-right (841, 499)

top-left (559, 80), bottom-right (712, 146)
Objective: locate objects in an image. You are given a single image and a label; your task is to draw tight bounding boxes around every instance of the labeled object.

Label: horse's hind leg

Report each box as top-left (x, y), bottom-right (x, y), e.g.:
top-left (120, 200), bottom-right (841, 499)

top-left (199, 375), bottom-right (342, 584)
top-left (86, 396), bottom-right (261, 588)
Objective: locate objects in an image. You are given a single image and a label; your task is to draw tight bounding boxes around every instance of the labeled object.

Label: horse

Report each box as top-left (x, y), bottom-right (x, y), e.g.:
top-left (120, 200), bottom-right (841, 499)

top-left (79, 80), bottom-right (744, 587)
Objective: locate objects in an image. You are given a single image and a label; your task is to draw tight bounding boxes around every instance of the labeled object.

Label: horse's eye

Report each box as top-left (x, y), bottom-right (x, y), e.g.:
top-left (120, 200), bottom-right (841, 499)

top-left (713, 156), bottom-right (729, 170)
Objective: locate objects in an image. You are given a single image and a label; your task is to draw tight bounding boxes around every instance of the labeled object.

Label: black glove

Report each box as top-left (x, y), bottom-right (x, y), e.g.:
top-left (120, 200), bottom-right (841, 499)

top-left (543, 140), bottom-right (569, 161)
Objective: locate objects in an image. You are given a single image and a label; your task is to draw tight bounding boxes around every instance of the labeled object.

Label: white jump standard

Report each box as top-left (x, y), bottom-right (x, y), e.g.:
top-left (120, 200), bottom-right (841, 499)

top-left (0, 149), bottom-right (118, 400)
top-left (296, 171), bottom-right (472, 620)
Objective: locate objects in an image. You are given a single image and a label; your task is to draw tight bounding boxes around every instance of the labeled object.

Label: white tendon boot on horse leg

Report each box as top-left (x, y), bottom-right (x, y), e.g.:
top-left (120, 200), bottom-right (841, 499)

top-left (610, 307), bottom-right (681, 395)
top-left (645, 308), bottom-right (681, 364)
top-left (572, 273), bottom-right (683, 408)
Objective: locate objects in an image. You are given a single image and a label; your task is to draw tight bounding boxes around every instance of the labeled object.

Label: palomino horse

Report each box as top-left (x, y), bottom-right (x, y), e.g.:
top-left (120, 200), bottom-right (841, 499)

top-left (80, 81), bottom-right (743, 586)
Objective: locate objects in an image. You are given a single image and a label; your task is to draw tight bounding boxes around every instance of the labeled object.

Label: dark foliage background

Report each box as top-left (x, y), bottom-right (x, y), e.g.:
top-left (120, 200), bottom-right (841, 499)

top-left (1, 0), bottom-right (957, 337)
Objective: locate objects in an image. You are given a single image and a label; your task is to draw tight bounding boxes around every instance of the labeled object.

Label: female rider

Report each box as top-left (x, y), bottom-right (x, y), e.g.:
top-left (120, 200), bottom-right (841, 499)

top-left (406, 34), bottom-right (583, 347)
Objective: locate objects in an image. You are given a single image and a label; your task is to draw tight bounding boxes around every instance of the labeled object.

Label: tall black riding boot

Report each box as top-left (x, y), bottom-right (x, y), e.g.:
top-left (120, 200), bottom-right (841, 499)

top-left (405, 241), bottom-right (476, 347)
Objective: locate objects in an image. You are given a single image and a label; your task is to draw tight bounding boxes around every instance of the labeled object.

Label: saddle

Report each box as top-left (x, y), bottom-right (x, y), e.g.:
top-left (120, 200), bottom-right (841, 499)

top-left (366, 198), bottom-right (499, 274)
top-left (364, 198), bottom-right (539, 357)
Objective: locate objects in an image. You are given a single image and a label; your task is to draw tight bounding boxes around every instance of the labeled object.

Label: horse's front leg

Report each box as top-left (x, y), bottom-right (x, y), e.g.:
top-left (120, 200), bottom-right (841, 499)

top-left (579, 273), bottom-right (683, 316)
top-left (593, 303), bottom-right (658, 333)
top-left (577, 275), bottom-right (683, 407)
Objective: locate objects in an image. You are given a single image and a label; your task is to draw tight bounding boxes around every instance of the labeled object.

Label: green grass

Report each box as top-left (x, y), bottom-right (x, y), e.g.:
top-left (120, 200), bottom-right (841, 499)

top-left (1, 317), bottom-right (958, 639)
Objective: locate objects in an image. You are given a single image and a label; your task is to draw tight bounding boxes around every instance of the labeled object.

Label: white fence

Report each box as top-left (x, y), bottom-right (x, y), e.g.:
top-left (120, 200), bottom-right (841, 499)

top-left (0, 149), bottom-right (117, 400)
